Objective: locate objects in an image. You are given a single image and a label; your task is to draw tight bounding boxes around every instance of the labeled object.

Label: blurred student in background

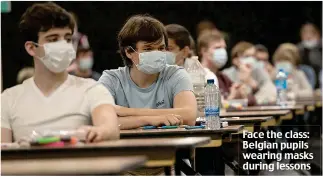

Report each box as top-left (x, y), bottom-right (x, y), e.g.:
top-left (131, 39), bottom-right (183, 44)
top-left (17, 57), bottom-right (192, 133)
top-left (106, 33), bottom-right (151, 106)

top-left (254, 44), bottom-right (275, 75)
top-left (1, 2), bottom-right (119, 143)
top-left (198, 31), bottom-right (256, 106)
top-left (16, 67), bottom-right (34, 84)
top-left (297, 23), bottom-right (322, 88)
top-left (272, 43), bottom-right (313, 100)
top-left (165, 24), bottom-right (218, 85)
top-left (69, 48), bottom-right (101, 81)
top-left (223, 41), bottom-right (277, 104)
top-left (99, 15), bottom-right (197, 130)
top-left (67, 12), bottom-right (91, 72)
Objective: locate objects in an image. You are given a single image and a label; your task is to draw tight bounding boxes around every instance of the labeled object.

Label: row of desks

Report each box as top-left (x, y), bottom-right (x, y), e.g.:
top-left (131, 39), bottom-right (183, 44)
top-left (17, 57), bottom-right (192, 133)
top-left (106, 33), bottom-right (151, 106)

top-left (2, 96), bottom-right (321, 175)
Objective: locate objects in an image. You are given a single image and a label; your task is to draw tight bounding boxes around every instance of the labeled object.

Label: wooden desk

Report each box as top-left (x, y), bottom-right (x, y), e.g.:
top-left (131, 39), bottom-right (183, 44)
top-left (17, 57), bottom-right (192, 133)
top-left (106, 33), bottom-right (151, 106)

top-left (1, 138), bottom-right (209, 169)
top-left (221, 116), bottom-right (275, 132)
top-left (120, 125), bottom-right (244, 148)
top-left (2, 156), bottom-right (147, 175)
top-left (226, 105), bottom-right (305, 116)
top-left (221, 110), bottom-right (291, 119)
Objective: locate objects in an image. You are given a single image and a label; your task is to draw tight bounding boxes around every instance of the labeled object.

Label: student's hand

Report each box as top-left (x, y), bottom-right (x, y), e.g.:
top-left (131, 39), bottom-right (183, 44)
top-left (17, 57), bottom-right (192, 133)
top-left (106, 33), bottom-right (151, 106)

top-left (228, 83), bottom-right (241, 99)
top-left (148, 114), bottom-right (183, 126)
top-left (238, 64), bottom-right (252, 83)
top-left (78, 125), bottom-right (112, 143)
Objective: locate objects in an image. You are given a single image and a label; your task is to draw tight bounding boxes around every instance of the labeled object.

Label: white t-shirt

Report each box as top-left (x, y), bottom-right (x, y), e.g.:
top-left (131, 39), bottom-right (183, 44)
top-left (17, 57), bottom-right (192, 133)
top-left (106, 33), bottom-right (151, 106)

top-left (1, 75), bottom-right (115, 141)
top-left (184, 58), bottom-right (219, 87)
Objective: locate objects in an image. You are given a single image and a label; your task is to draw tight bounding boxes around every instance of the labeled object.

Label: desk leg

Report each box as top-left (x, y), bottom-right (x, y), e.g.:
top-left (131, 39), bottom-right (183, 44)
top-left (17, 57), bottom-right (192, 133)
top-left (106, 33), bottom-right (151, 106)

top-left (164, 167), bottom-right (171, 176)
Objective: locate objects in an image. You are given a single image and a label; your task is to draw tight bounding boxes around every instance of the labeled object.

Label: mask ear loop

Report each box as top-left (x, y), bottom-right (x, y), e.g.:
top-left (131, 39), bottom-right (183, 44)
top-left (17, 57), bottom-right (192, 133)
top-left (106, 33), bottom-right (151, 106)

top-left (32, 42), bottom-right (45, 60)
top-left (127, 46), bottom-right (140, 66)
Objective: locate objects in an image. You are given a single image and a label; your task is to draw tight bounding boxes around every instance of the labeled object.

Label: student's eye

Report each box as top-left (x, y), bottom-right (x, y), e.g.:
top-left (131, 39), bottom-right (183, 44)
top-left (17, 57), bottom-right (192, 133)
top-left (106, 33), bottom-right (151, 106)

top-left (159, 46), bottom-right (166, 51)
top-left (143, 48), bottom-right (152, 51)
top-left (66, 38), bottom-right (72, 43)
top-left (47, 38), bottom-right (58, 42)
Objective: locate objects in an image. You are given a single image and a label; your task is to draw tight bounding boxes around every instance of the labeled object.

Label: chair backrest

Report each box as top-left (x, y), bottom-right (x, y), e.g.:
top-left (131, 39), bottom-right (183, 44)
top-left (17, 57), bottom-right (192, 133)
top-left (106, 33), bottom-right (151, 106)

top-left (298, 64), bottom-right (317, 89)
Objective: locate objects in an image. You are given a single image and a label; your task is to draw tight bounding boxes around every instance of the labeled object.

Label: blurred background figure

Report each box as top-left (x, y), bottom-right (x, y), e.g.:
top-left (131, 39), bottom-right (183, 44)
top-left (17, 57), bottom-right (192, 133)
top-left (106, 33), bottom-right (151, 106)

top-left (297, 23), bottom-right (322, 88)
top-left (196, 20), bottom-right (231, 50)
top-left (223, 41), bottom-right (277, 104)
top-left (254, 44), bottom-right (275, 75)
top-left (67, 12), bottom-right (91, 73)
top-left (272, 43), bottom-right (313, 100)
top-left (16, 67), bottom-right (34, 84)
top-left (198, 31), bottom-right (256, 106)
top-left (69, 48), bottom-right (101, 81)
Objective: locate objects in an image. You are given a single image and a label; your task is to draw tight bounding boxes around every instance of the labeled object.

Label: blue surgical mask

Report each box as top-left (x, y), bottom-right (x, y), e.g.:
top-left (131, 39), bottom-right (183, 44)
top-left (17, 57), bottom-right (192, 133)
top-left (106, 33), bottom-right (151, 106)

top-left (211, 48), bottom-right (227, 68)
top-left (165, 51), bottom-right (176, 65)
top-left (275, 61), bottom-right (293, 75)
top-left (241, 56), bottom-right (257, 68)
top-left (79, 58), bottom-right (93, 70)
top-left (130, 47), bottom-right (166, 74)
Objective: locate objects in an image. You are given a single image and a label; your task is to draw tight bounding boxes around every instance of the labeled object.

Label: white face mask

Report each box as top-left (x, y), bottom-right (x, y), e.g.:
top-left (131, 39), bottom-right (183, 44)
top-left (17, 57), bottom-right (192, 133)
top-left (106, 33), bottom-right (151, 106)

top-left (240, 56), bottom-right (257, 68)
top-left (211, 48), bottom-right (227, 68)
top-left (165, 51), bottom-right (176, 65)
top-left (79, 58), bottom-right (93, 70)
top-left (256, 61), bottom-right (266, 69)
top-left (275, 61), bottom-right (293, 75)
top-left (35, 40), bottom-right (76, 73)
top-left (303, 40), bottom-right (318, 49)
top-left (130, 47), bottom-right (167, 74)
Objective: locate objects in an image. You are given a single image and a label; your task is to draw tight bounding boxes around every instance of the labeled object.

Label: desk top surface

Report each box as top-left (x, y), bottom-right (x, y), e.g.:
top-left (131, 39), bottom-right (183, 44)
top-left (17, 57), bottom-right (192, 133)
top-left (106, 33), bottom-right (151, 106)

top-left (2, 156), bottom-right (147, 175)
top-left (226, 105), bottom-right (304, 112)
top-left (220, 110), bottom-right (291, 117)
top-left (1, 137), bottom-right (210, 152)
top-left (221, 116), bottom-right (273, 124)
top-left (120, 125), bottom-right (243, 137)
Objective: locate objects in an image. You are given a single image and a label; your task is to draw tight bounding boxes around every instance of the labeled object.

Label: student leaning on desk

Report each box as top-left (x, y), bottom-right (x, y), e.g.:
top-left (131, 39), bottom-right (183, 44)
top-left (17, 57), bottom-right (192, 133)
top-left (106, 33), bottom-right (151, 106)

top-left (1, 2), bottom-right (119, 143)
top-left (98, 15), bottom-right (197, 130)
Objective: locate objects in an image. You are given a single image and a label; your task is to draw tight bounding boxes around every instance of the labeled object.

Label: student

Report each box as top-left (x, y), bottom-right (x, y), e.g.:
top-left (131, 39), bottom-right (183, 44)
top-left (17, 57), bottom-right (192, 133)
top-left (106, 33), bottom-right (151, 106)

top-left (198, 31), bottom-right (256, 106)
top-left (272, 43), bottom-right (313, 100)
top-left (69, 48), bottom-right (101, 81)
top-left (99, 15), bottom-right (197, 130)
top-left (223, 41), bottom-right (277, 104)
top-left (297, 23), bottom-right (322, 88)
top-left (165, 24), bottom-right (218, 86)
top-left (254, 44), bottom-right (275, 75)
top-left (1, 2), bottom-right (119, 143)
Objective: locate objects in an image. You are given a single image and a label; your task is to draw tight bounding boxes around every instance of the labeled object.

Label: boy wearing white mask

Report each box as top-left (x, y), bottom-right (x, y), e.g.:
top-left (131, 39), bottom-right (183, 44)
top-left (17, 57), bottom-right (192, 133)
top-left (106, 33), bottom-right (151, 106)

top-left (99, 15), bottom-right (197, 130)
top-left (223, 41), bottom-right (277, 104)
top-left (1, 2), bottom-right (119, 143)
top-left (272, 43), bottom-right (313, 100)
top-left (165, 24), bottom-right (219, 86)
top-left (198, 32), bottom-right (257, 106)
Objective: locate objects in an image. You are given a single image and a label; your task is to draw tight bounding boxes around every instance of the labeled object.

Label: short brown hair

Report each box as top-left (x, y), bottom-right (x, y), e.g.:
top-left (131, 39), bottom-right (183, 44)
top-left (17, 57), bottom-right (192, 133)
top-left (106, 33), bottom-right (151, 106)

top-left (231, 41), bottom-right (254, 58)
top-left (196, 20), bottom-right (216, 37)
top-left (165, 24), bottom-right (191, 49)
top-left (19, 2), bottom-right (75, 42)
top-left (273, 43), bottom-right (301, 66)
top-left (118, 14), bottom-right (168, 67)
top-left (197, 31), bottom-right (223, 58)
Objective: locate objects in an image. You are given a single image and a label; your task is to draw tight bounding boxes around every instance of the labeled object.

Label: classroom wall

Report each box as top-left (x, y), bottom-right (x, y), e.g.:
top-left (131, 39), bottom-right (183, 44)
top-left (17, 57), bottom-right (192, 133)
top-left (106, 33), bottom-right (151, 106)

top-left (1, 1), bottom-right (322, 90)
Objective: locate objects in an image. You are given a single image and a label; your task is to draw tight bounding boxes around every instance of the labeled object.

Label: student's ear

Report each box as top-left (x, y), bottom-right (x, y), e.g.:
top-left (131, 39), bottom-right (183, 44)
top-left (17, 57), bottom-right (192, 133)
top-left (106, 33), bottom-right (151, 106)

top-left (25, 41), bottom-right (36, 57)
top-left (125, 47), bottom-right (134, 60)
top-left (182, 46), bottom-right (191, 58)
top-left (232, 57), bottom-right (240, 66)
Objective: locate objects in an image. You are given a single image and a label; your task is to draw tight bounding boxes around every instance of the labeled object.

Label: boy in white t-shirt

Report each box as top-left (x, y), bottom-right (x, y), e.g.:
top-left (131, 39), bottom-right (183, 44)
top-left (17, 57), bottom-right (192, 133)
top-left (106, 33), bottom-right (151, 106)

top-left (1, 2), bottom-right (119, 143)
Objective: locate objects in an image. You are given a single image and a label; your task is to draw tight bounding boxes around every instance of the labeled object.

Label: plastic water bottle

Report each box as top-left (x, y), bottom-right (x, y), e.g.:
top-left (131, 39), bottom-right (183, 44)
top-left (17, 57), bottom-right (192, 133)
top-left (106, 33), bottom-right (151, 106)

top-left (186, 56), bottom-right (206, 116)
top-left (275, 69), bottom-right (288, 106)
top-left (204, 79), bottom-right (221, 130)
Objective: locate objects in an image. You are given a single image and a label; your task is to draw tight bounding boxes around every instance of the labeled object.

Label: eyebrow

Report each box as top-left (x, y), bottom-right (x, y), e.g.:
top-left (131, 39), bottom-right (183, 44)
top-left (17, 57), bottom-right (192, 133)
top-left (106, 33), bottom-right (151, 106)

top-left (44, 34), bottom-right (59, 38)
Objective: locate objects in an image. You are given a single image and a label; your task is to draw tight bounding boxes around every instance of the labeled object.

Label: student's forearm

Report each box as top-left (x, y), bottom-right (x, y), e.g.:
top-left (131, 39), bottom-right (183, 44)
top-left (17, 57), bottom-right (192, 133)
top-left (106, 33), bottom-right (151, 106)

top-left (92, 104), bottom-right (120, 140)
top-left (118, 116), bottom-right (151, 130)
top-left (1, 128), bottom-right (13, 143)
top-left (117, 107), bottom-right (196, 125)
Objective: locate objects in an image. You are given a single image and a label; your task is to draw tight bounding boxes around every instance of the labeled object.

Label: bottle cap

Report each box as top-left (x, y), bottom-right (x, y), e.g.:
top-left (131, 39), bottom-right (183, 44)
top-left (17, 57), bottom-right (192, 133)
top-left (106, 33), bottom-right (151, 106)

top-left (207, 79), bottom-right (214, 84)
